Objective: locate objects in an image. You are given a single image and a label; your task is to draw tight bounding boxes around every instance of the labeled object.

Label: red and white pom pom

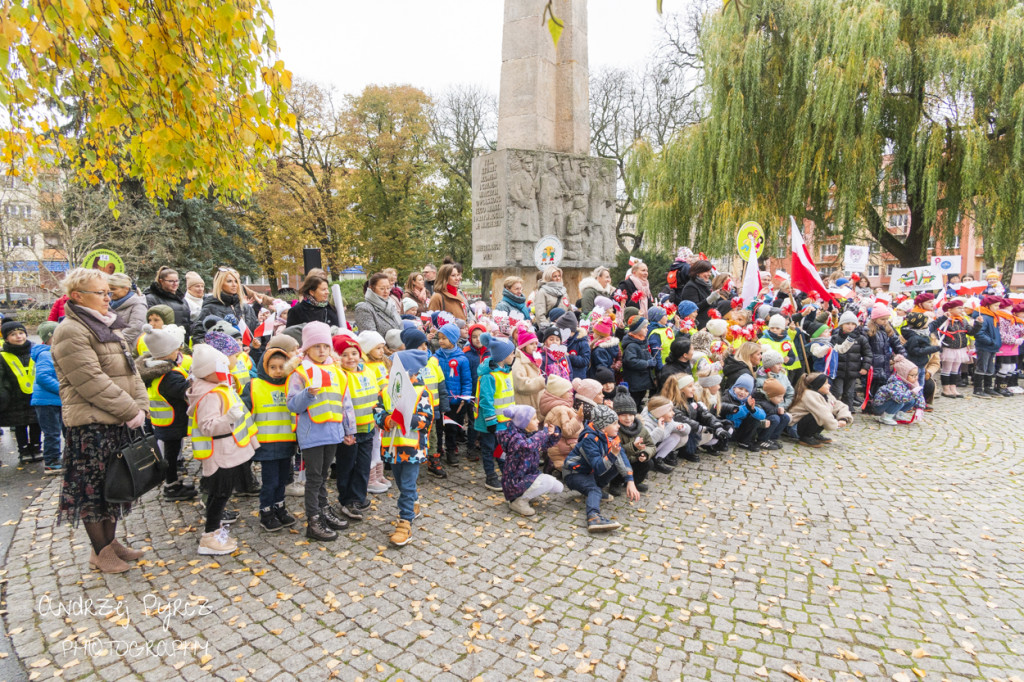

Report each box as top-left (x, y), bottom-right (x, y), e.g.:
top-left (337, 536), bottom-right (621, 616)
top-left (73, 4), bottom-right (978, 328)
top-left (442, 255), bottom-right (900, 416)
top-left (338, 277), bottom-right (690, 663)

top-left (707, 309), bottom-right (722, 320)
top-left (730, 296), bottom-right (742, 309)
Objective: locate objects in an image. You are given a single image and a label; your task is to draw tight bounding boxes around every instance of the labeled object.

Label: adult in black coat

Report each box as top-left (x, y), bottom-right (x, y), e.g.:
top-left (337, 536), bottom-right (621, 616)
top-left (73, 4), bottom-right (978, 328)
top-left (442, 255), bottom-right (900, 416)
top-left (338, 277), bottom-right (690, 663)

top-left (677, 260), bottom-right (722, 329)
top-left (285, 273), bottom-right (339, 328)
top-left (192, 267), bottom-right (259, 345)
top-left (144, 266), bottom-right (192, 335)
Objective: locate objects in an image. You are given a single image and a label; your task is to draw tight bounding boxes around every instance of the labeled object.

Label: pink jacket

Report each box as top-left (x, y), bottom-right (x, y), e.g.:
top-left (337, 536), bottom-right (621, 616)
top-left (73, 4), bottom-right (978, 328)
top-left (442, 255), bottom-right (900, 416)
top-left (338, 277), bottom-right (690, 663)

top-left (187, 377), bottom-right (258, 476)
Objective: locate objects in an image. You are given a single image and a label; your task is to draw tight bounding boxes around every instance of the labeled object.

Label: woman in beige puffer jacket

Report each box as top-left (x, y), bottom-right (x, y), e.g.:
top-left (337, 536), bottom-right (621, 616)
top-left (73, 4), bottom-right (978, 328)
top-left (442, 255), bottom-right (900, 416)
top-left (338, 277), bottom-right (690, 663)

top-left (51, 268), bottom-right (149, 574)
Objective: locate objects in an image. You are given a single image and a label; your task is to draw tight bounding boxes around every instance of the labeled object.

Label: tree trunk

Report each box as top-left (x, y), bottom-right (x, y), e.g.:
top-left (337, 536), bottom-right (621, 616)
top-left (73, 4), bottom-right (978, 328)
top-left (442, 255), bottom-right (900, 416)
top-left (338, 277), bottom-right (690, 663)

top-left (1000, 253), bottom-right (1016, 288)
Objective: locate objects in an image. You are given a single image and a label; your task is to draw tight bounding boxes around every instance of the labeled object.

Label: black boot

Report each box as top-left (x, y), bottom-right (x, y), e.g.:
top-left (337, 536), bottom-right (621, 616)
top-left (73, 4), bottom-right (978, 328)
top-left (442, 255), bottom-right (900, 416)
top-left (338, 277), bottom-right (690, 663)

top-left (973, 375), bottom-right (987, 397)
top-left (984, 375), bottom-right (1002, 397)
top-left (306, 514), bottom-right (338, 541)
top-left (445, 448), bottom-right (459, 465)
top-left (996, 376), bottom-right (1014, 397)
top-left (427, 453), bottom-right (448, 478)
top-left (651, 458), bottom-right (673, 474)
top-left (259, 508), bottom-right (283, 532)
top-left (274, 504), bottom-right (296, 527)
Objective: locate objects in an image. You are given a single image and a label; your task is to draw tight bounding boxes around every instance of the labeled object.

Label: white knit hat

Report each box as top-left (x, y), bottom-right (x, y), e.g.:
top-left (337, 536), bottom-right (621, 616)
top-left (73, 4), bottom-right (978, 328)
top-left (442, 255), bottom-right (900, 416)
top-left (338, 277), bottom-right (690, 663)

top-left (141, 324), bottom-right (181, 359)
top-left (191, 343), bottom-right (230, 381)
top-left (357, 330), bottom-right (386, 355)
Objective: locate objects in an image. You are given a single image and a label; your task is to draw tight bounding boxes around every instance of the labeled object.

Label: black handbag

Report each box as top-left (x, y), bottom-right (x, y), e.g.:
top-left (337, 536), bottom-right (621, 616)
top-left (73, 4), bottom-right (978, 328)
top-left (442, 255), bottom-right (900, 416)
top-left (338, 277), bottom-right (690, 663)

top-left (104, 428), bottom-right (168, 504)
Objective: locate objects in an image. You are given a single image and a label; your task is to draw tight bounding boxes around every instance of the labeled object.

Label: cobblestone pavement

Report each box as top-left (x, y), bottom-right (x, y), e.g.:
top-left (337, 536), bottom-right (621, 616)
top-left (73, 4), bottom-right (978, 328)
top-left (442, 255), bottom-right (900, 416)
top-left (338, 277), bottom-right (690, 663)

top-left (3, 397), bottom-right (1024, 682)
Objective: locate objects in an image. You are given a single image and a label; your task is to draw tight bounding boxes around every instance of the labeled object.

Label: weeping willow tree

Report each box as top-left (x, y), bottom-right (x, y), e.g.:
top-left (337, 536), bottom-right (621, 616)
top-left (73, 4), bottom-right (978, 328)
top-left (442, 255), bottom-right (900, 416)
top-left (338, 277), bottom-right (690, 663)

top-left (632, 0), bottom-right (1024, 273)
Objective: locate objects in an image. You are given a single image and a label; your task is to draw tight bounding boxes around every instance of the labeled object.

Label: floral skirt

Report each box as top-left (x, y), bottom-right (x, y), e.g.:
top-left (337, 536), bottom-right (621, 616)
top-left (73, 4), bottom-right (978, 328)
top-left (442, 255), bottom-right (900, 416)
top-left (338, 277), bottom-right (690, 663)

top-left (58, 424), bottom-right (133, 526)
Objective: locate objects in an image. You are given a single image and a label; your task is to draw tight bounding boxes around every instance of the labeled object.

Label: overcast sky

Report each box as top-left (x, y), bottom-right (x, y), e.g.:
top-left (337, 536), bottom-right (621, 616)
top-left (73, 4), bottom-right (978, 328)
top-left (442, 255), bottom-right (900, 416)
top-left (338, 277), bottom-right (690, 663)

top-left (273, 1), bottom-right (690, 98)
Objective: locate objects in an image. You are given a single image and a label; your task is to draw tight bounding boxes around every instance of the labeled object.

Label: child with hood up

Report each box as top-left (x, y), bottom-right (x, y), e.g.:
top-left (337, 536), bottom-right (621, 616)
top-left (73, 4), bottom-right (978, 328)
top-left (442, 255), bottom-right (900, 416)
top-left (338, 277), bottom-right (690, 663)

top-left (0, 320), bottom-right (41, 461)
top-left (588, 317), bottom-right (621, 380)
top-left (555, 311), bottom-right (591, 381)
top-left (719, 374), bottom-right (768, 451)
top-left (496, 405), bottom-right (563, 516)
top-left (30, 322), bottom-right (62, 474)
top-left (537, 375), bottom-right (582, 473)
top-left (241, 347), bottom-right (298, 532)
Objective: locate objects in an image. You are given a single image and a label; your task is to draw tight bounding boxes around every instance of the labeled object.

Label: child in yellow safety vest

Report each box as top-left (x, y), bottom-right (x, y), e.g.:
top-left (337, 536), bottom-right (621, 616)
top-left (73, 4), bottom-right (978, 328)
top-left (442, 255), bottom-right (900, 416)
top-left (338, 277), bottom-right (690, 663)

top-left (333, 334), bottom-right (380, 521)
top-left (186, 342), bottom-right (259, 556)
top-left (373, 348), bottom-right (434, 547)
top-left (286, 322), bottom-right (357, 542)
top-left (241, 347), bottom-right (298, 533)
top-left (357, 330), bottom-right (392, 494)
top-left (0, 320), bottom-right (41, 462)
top-left (472, 333), bottom-right (517, 493)
top-left (138, 324), bottom-right (196, 502)
top-left (400, 327), bottom-right (448, 479)
top-left (136, 305), bottom-right (174, 357)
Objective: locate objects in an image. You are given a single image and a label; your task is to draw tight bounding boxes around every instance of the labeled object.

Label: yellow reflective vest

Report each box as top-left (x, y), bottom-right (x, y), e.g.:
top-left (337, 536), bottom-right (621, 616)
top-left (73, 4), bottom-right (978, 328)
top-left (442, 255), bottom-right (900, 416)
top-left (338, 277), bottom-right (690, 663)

top-left (342, 363), bottom-right (380, 433)
top-left (189, 385), bottom-right (257, 460)
top-left (760, 332), bottom-right (801, 372)
top-left (474, 367), bottom-right (515, 424)
top-left (249, 378), bottom-right (296, 444)
top-left (232, 353), bottom-right (253, 390)
top-left (0, 352), bottom-right (34, 394)
top-left (648, 327), bottom-right (675, 363)
top-left (146, 366), bottom-right (189, 427)
top-left (422, 356), bottom-right (444, 409)
top-left (295, 363), bottom-right (346, 424)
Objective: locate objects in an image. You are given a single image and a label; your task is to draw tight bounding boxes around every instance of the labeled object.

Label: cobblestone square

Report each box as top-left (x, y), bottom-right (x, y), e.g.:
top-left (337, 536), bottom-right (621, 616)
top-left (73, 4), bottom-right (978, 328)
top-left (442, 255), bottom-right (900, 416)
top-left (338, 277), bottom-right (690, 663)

top-left (2, 397), bottom-right (1023, 681)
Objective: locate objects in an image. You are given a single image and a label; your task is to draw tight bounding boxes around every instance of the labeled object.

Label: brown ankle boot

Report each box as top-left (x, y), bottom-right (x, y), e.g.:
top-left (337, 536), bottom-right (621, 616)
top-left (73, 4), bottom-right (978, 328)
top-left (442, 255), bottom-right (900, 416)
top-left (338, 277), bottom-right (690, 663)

top-left (89, 544), bottom-right (131, 573)
top-left (110, 539), bottom-right (144, 561)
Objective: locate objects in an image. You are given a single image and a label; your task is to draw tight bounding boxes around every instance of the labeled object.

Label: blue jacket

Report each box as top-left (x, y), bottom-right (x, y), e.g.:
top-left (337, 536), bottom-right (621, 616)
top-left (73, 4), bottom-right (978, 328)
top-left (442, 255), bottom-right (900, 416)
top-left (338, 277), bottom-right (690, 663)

top-left (562, 423), bottom-right (633, 482)
top-left (286, 367), bottom-right (356, 448)
top-left (564, 331), bottom-right (591, 381)
top-left (720, 387), bottom-right (767, 428)
top-left (30, 344), bottom-right (60, 407)
top-left (589, 337), bottom-right (620, 379)
top-left (435, 346), bottom-right (472, 406)
top-left (473, 358), bottom-right (512, 433)
top-left (973, 310), bottom-right (1002, 353)
top-left (620, 333), bottom-right (655, 392)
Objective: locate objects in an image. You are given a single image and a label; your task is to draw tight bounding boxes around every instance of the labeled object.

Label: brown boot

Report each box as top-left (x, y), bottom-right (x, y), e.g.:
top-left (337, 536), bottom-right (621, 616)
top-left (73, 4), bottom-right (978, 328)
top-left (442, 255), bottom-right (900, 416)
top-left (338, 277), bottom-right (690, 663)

top-left (89, 544), bottom-right (131, 574)
top-left (110, 539), bottom-right (144, 561)
top-left (390, 519), bottom-right (412, 547)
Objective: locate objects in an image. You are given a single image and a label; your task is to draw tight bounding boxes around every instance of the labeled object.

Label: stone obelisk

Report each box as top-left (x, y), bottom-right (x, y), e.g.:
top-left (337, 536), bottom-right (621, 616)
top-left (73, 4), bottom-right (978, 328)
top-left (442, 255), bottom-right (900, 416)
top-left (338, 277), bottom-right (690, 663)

top-left (472, 0), bottom-right (616, 302)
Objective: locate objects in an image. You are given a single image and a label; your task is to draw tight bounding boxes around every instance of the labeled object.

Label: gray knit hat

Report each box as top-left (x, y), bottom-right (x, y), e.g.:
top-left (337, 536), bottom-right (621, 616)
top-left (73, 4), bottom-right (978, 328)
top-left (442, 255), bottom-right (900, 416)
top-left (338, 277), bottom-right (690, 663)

top-left (612, 385), bottom-right (637, 415)
top-left (142, 324), bottom-right (182, 359)
top-left (591, 404), bottom-right (618, 430)
top-left (761, 349), bottom-right (784, 369)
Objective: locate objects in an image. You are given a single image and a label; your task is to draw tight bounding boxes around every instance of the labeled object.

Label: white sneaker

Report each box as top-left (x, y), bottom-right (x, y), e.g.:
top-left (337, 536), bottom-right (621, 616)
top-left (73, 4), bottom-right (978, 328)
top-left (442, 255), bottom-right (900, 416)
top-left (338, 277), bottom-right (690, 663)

top-left (198, 528), bottom-right (237, 555)
top-left (894, 411), bottom-right (912, 422)
top-left (877, 414), bottom-right (898, 426)
top-left (285, 481), bottom-right (305, 497)
top-left (509, 497), bottom-right (535, 517)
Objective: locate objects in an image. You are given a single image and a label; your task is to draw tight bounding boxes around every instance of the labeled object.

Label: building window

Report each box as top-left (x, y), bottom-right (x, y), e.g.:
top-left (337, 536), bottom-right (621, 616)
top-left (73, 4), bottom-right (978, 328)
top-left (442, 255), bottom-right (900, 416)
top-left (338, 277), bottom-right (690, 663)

top-left (821, 243), bottom-right (838, 257)
top-left (928, 236), bottom-right (936, 249)
top-left (5, 235), bottom-right (31, 249)
top-left (887, 265), bottom-right (895, 276)
top-left (951, 233), bottom-right (960, 249)
top-left (889, 213), bottom-right (908, 229)
top-left (1015, 260), bottom-right (1024, 274)
top-left (869, 242), bottom-right (881, 253)
top-left (278, 272), bottom-right (289, 288)
top-left (867, 265), bottom-right (880, 277)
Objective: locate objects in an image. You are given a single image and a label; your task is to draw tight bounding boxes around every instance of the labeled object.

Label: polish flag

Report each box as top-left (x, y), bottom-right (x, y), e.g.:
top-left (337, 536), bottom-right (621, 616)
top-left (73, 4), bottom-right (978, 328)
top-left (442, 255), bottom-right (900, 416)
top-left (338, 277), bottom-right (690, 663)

top-left (739, 236), bottom-right (761, 308)
top-left (238, 319), bottom-right (254, 346)
top-left (253, 312), bottom-right (276, 338)
top-left (790, 216), bottom-right (835, 304)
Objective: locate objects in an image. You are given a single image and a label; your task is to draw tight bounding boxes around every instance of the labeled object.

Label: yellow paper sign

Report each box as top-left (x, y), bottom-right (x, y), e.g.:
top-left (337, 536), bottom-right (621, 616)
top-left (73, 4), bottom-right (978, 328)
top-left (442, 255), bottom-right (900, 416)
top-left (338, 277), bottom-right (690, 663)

top-left (736, 221), bottom-right (765, 259)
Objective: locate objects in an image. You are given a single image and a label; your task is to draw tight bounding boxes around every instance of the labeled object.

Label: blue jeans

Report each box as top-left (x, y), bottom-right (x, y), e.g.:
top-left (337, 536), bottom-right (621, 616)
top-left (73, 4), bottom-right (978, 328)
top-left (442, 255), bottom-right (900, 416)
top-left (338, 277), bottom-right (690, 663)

top-left (877, 399), bottom-right (917, 415)
top-left (476, 430), bottom-right (500, 478)
top-left (336, 432), bottom-right (373, 507)
top-left (563, 469), bottom-right (617, 518)
top-left (391, 461), bottom-right (420, 521)
top-left (259, 458), bottom-right (293, 510)
top-left (762, 413), bottom-right (791, 441)
top-left (34, 405), bottom-right (62, 465)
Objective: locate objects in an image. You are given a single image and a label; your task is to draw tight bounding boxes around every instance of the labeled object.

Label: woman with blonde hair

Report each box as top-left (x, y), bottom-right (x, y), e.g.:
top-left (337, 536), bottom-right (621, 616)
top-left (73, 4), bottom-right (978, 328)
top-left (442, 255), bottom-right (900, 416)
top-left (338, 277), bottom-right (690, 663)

top-left (722, 341), bottom-right (762, 391)
top-left (192, 266), bottom-right (259, 345)
top-left (107, 272), bottom-right (147, 348)
top-left (50, 268), bottom-right (149, 573)
top-left (533, 266), bottom-right (569, 327)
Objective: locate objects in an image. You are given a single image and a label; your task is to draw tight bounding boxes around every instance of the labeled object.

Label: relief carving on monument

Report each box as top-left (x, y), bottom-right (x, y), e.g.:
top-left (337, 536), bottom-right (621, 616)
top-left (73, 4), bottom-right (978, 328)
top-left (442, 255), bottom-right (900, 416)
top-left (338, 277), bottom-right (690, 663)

top-left (484, 148), bottom-right (615, 269)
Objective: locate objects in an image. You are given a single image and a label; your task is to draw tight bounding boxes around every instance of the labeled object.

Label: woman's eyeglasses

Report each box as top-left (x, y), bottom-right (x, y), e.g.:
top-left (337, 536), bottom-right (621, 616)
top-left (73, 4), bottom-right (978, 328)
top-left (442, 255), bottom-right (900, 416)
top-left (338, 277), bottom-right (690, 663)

top-left (79, 290), bottom-right (112, 298)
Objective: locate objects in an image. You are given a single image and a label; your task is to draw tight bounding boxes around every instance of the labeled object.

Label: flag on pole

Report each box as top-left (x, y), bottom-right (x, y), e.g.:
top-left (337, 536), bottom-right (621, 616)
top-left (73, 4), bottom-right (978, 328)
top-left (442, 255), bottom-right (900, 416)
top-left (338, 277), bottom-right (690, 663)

top-left (789, 216), bottom-right (835, 304)
top-left (331, 283), bottom-right (347, 329)
top-left (253, 311), bottom-right (276, 338)
top-left (739, 235), bottom-right (761, 308)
